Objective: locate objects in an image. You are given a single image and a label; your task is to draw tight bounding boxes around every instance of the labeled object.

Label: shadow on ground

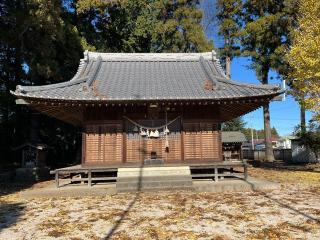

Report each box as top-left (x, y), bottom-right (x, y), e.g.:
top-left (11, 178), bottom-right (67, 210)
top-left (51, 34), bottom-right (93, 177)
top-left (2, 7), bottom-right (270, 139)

top-left (249, 160), bottom-right (320, 173)
top-left (0, 182), bottom-right (35, 198)
top-left (245, 179), bottom-right (320, 224)
top-left (0, 181), bottom-right (38, 233)
top-left (103, 163), bottom-right (144, 240)
top-left (0, 202), bottom-right (25, 233)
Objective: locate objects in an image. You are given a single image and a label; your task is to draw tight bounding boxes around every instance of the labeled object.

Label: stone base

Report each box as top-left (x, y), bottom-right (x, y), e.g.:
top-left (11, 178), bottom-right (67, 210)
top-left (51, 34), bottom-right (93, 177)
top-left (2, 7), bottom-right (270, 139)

top-left (193, 177), bottom-right (280, 193)
top-left (116, 166), bottom-right (193, 192)
top-left (144, 159), bottom-right (164, 165)
top-left (20, 177), bottom-right (281, 199)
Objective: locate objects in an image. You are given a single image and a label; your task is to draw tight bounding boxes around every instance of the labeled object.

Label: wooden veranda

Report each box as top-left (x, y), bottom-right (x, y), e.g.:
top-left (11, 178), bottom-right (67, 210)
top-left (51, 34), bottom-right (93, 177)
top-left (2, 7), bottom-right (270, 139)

top-left (50, 161), bottom-right (248, 188)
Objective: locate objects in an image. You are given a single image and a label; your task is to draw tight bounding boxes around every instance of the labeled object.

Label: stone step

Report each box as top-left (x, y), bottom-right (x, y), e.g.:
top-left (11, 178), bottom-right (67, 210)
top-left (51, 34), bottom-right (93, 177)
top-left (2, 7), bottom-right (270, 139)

top-left (116, 175), bottom-right (191, 183)
top-left (117, 166), bottom-right (191, 177)
top-left (117, 179), bottom-right (193, 187)
top-left (117, 180), bottom-right (193, 192)
top-left (116, 166), bottom-right (193, 192)
top-left (118, 185), bottom-right (193, 193)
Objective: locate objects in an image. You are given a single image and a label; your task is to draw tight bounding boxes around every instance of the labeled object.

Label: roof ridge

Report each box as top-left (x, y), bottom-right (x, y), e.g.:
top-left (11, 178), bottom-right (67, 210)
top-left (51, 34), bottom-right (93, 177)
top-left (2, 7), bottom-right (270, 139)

top-left (199, 56), bottom-right (220, 90)
top-left (15, 77), bottom-right (88, 94)
top-left (85, 51), bottom-right (216, 61)
top-left (218, 78), bottom-right (280, 90)
top-left (70, 58), bottom-right (87, 81)
top-left (210, 52), bottom-right (228, 78)
top-left (86, 56), bottom-right (102, 86)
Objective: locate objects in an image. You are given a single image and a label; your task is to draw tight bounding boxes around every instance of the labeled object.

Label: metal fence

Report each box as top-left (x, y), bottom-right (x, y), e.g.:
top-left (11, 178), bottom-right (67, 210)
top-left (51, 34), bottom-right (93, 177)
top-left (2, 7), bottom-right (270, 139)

top-left (242, 149), bottom-right (292, 162)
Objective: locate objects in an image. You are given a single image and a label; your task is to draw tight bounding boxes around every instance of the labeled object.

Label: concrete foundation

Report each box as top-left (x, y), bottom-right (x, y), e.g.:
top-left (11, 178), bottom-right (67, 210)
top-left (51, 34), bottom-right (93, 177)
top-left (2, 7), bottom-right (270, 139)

top-left (193, 177), bottom-right (280, 193)
top-left (116, 166), bottom-right (193, 192)
top-left (20, 177), bottom-right (280, 199)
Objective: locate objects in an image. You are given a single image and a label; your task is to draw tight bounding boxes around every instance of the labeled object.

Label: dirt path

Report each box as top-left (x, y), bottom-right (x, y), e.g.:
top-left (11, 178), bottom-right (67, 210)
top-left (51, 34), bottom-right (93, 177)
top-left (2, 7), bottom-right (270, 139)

top-left (0, 167), bottom-right (319, 240)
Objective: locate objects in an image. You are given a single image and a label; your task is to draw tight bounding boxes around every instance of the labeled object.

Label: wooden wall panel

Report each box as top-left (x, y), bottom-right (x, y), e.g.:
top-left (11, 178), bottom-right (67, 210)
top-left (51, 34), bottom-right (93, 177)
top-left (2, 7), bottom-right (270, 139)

top-left (183, 122), bottom-right (220, 161)
top-left (85, 125), bottom-right (101, 163)
top-left (163, 134), bottom-right (182, 162)
top-left (152, 138), bottom-right (163, 159)
top-left (84, 123), bottom-right (122, 164)
top-left (126, 133), bottom-right (142, 163)
top-left (84, 119), bottom-right (222, 165)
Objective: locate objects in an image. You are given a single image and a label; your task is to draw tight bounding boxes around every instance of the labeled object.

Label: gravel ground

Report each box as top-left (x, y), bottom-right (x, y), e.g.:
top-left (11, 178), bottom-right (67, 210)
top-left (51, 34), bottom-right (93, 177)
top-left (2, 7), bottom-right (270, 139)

top-left (0, 166), bottom-right (319, 240)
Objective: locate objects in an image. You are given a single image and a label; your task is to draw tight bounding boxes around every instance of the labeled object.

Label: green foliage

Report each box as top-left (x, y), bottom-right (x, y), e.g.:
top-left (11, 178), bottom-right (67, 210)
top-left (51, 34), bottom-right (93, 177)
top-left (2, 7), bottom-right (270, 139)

top-left (0, 0), bottom-right (212, 169)
top-left (0, 0), bottom-right (84, 168)
top-left (76, 0), bottom-right (212, 52)
top-left (235, 0), bottom-right (299, 161)
top-left (241, 0), bottom-right (298, 82)
top-left (222, 117), bottom-right (246, 131)
top-left (298, 120), bottom-right (320, 161)
top-left (242, 127), bottom-right (279, 140)
top-left (285, 0), bottom-right (320, 120)
top-left (216, 0), bottom-right (242, 64)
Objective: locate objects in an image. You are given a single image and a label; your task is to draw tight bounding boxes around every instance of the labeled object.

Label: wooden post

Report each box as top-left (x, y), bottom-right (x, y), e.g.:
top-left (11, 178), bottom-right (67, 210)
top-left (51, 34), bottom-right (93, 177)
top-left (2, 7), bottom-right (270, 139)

top-left (122, 120), bottom-right (127, 163)
top-left (88, 170), bottom-right (92, 187)
top-left (244, 164), bottom-right (248, 180)
top-left (180, 117), bottom-right (185, 162)
top-left (82, 132), bottom-right (86, 165)
top-left (214, 167), bottom-right (218, 182)
top-left (55, 171), bottom-right (59, 188)
top-left (181, 131), bottom-right (185, 161)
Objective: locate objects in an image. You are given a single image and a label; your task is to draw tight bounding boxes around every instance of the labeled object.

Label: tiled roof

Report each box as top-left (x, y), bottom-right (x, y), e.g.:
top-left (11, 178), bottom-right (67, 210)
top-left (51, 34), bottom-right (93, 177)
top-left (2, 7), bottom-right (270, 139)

top-left (222, 131), bottom-right (247, 143)
top-left (11, 51), bottom-right (282, 102)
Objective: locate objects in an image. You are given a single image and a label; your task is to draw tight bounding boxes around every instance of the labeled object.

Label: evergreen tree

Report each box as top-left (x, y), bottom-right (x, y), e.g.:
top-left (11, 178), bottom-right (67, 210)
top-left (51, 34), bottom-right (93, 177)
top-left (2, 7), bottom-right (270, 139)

top-left (222, 117), bottom-right (246, 131)
top-left (0, 0), bottom-right (84, 167)
top-left (240, 0), bottom-right (295, 161)
top-left (271, 127), bottom-right (279, 138)
top-left (76, 0), bottom-right (212, 52)
top-left (0, 0), bottom-right (212, 168)
top-left (216, 0), bottom-right (242, 78)
top-left (242, 127), bottom-right (279, 142)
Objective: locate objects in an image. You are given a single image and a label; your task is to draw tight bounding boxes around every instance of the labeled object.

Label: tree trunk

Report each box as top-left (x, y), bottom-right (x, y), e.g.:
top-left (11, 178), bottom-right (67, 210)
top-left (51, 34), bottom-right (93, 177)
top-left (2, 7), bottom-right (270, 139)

top-left (226, 56), bottom-right (231, 79)
top-left (300, 102), bottom-right (306, 133)
top-left (262, 70), bottom-right (275, 162)
top-left (225, 38), bottom-right (231, 79)
top-left (263, 104), bottom-right (274, 162)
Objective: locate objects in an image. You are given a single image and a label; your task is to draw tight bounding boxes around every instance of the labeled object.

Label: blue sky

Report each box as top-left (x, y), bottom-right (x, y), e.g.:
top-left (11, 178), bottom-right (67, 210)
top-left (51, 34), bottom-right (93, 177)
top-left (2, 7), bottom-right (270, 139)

top-left (207, 32), bottom-right (313, 137)
top-left (229, 57), bottom-right (312, 136)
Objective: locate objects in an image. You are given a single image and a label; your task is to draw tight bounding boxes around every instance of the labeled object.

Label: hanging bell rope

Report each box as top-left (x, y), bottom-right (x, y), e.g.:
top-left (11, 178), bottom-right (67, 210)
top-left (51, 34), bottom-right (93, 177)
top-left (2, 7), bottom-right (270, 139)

top-left (123, 115), bottom-right (181, 130)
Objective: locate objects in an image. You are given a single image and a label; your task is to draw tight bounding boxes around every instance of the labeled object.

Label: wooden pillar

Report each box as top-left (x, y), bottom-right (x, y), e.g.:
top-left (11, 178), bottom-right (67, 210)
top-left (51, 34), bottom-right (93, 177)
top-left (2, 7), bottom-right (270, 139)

top-left (218, 125), bottom-right (223, 161)
top-left (244, 163), bottom-right (248, 180)
top-left (214, 167), bottom-right (218, 182)
top-left (81, 131), bottom-right (86, 165)
top-left (180, 116), bottom-right (185, 162)
top-left (181, 131), bottom-right (185, 162)
top-left (200, 122), bottom-right (203, 161)
top-left (122, 120), bottom-right (127, 163)
top-left (88, 170), bottom-right (92, 187)
top-left (55, 171), bottom-right (59, 188)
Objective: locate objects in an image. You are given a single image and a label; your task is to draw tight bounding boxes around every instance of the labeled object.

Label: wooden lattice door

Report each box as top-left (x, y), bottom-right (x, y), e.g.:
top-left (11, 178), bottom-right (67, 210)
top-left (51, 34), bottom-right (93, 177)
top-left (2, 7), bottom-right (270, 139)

top-left (183, 122), bottom-right (220, 162)
top-left (84, 123), bottom-right (123, 165)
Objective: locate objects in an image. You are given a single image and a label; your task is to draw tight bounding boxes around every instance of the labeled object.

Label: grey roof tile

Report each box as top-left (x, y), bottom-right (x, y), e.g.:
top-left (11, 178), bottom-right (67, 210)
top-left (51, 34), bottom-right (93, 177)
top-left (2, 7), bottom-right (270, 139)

top-left (12, 51), bottom-right (282, 101)
top-left (222, 131), bottom-right (247, 143)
